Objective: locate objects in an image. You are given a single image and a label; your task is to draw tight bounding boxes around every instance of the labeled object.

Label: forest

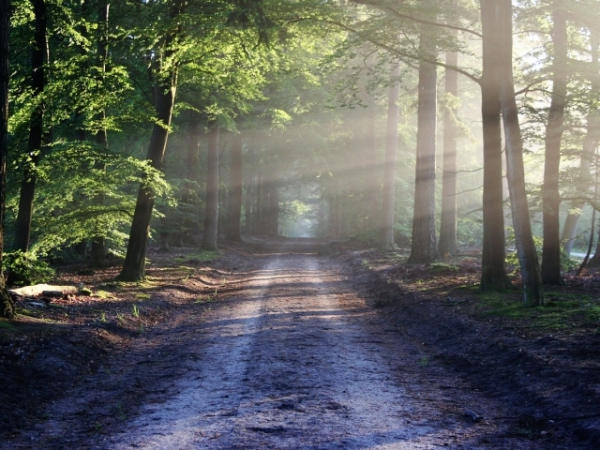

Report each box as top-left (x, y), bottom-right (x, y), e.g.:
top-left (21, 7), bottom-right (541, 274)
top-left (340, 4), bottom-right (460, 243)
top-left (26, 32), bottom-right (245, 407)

top-left (0, 0), bottom-right (599, 311)
top-left (1, 0), bottom-right (600, 447)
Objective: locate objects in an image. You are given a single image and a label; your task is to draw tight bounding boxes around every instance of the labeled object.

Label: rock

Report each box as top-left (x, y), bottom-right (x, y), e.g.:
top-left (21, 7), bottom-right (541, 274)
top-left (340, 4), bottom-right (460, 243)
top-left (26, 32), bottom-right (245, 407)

top-left (464, 408), bottom-right (482, 422)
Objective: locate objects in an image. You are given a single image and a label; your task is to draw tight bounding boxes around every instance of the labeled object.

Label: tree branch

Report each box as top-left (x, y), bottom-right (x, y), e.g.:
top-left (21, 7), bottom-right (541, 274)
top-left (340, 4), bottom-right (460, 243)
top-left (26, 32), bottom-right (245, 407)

top-left (349, 0), bottom-right (484, 39)
top-left (319, 19), bottom-right (482, 84)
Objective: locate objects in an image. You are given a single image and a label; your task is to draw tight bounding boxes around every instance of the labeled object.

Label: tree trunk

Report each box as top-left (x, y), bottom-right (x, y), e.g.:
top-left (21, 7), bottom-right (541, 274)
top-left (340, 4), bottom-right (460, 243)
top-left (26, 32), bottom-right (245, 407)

top-left (266, 181), bottom-right (279, 236)
top-left (541, 4), bottom-right (567, 285)
top-left (365, 92), bottom-right (379, 232)
top-left (498, 0), bottom-right (544, 305)
top-left (589, 218), bottom-right (600, 267)
top-left (14, 0), bottom-right (47, 252)
top-left (91, 2), bottom-right (110, 269)
top-left (562, 29), bottom-right (600, 255)
top-left (381, 64), bottom-right (400, 250)
top-left (201, 123), bottom-right (220, 251)
top-left (118, 56), bottom-right (177, 281)
top-left (0, 0), bottom-right (15, 317)
top-left (244, 146), bottom-right (255, 235)
top-left (438, 49), bottom-right (458, 257)
top-left (176, 120), bottom-right (202, 245)
top-left (226, 133), bottom-right (243, 241)
top-left (479, 0), bottom-right (511, 290)
top-left (257, 171), bottom-right (268, 235)
top-left (409, 23), bottom-right (439, 264)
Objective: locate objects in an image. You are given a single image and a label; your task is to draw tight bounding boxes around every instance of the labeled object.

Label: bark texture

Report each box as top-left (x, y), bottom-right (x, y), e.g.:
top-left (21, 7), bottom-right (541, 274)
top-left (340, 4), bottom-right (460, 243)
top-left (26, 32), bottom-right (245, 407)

top-left (409, 23), bottom-right (439, 264)
top-left (0, 0), bottom-right (15, 317)
top-left (381, 64), bottom-right (400, 250)
top-left (498, 0), bottom-right (544, 305)
top-left (14, 0), bottom-right (47, 252)
top-left (479, 0), bottom-right (511, 291)
top-left (118, 48), bottom-right (177, 281)
top-left (438, 49), bottom-right (458, 257)
top-left (201, 124), bottom-right (220, 251)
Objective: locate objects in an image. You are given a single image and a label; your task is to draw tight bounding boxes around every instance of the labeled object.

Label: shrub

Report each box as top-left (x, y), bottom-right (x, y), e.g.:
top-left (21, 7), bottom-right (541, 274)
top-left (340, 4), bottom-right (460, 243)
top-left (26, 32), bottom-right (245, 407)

top-left (3, 251), bottom-right (55, 286)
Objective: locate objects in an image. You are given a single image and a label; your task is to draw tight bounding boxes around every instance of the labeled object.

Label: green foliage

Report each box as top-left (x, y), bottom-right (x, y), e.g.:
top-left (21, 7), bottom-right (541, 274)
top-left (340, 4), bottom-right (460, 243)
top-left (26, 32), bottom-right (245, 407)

top-left (3, 251), bottom-right (55, 286)
top-left (505, 226), bottom-right (577, 272)
top-left (5, 142), bottom-right (175, 256)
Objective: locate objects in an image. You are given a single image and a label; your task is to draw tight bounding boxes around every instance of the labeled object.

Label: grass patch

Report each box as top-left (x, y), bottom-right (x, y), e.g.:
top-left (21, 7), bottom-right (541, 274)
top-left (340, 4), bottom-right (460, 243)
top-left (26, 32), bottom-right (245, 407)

top-left (16, 308), bottom-right (45, 318)
top-left (0, 319), bottom-right (16, 331)
top-left (473, 290), bottom-right (600, 330)
top-left (135, 293), bottom-right (151, 300)
top-left (91, 290), bottom-right (116, 300)
top-left (428, 262), bottom-right (460, 273)
top-left (173, 250), bottom-right (223, 264)
top-left (135, 278), bottom-right (161, 288)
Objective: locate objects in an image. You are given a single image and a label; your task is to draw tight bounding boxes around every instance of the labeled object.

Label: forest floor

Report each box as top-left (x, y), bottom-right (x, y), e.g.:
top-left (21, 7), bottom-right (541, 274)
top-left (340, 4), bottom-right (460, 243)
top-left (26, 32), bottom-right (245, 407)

top-left (0, 237), bottom-right (599, 449)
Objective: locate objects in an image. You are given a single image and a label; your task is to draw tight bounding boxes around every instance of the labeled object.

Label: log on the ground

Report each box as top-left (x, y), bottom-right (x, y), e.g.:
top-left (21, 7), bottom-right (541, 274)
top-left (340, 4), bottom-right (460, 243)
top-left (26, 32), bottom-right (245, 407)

top-left (8, 284), bottom-right (78, 299)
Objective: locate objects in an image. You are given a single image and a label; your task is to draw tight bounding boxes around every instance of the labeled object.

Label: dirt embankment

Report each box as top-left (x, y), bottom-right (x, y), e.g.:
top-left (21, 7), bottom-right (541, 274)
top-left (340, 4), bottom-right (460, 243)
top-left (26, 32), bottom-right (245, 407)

top-left (342, 249), bottom-right (600, 449)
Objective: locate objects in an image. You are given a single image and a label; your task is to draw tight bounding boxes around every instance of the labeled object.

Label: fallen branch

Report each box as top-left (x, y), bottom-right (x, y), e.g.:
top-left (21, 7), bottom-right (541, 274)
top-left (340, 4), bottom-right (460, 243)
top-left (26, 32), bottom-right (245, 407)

top-left (8, 284), bottom-right (78, 299)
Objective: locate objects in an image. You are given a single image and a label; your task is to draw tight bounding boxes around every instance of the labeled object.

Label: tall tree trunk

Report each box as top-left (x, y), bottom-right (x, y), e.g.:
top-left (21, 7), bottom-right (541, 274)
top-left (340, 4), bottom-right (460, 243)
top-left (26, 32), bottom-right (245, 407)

top-left (266, 181), bottom-right (279, 236)
top-left (244, 146), bottom-right (255, 235)
top-left (479, 0), bottom-right (511, 290)
top-left (91, 2), bottom-right (110, 269)
top-left (438, 49), bottom-right (458, 256)
top-left (562, 29), bottom-right (600, 254)
top-left (177, 120), bottom-right (202, 245)
top-left (14, 0), bottom-right (47, 252)
top-left (381, 64), bottom-right (400, 250)
top-left (498, 0), bottom-right (544, 305)
top-left (0, 0), bottom-right (15, 317)
top-left (365, 93), bottom-right (379, 232)
top-left (541, 4), bottom-right (567, 285)
top-left (118, 49), bottom-right (178, 280)
top-left (201, 123), bottom-right (220, 250)
top-left (257, 171), bottom-right (268, 235)
top-left (409, 23), bottom-right (439, 264)
top-left (226, 133), bottom-right (243, 241)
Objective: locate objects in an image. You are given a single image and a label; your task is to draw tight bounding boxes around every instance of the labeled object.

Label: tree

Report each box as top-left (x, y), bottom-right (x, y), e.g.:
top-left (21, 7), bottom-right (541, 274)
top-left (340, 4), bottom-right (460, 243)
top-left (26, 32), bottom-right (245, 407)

top-left (90, 1), bottom-right (110, 268)
top-left (541, 2), bottom-right (567, 285)
top-left (226, 132), bottom-right (244, 241)
top-left (498, 0), bottom-right (544, 305)
top-left (201, 123), bottom-right (220, 250)
top-left (0, 0), bottom-right (15, 318)
top-left (561, 25), bottom-right (600, 254)
top-left (438, 46), bottom-right (458, 257)
top-left (13, 0), bottom-right (48, 253)
top-left (118, 0), bottom-right (184, 281)
top-left (409, 21), bottom-right (440, 264)
top-left (381, 63), bottom-right (400, 250)
top-left (479, 0), bottom-right (511, 290)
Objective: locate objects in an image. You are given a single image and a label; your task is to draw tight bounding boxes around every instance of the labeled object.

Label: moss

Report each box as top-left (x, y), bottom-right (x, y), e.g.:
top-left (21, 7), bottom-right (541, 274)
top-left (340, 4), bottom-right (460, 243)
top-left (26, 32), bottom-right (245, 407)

top-left (473, 289), bottom-right (600, 330)
top-left (428, 263), bottom-right (460, 273)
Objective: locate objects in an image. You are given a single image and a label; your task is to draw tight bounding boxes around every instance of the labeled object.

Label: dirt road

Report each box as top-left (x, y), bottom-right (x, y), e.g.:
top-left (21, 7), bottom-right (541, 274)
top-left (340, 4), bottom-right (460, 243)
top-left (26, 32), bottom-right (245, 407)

top-left (4, 249), bottom-right (570, 449)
